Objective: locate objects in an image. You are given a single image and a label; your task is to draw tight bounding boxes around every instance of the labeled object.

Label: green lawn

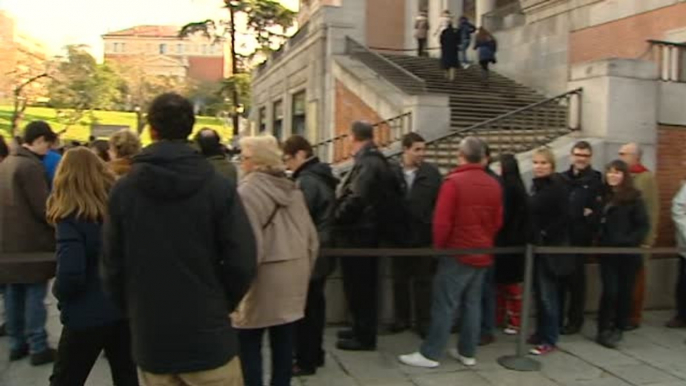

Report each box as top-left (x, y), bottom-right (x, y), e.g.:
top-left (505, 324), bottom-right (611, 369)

top-left (0, 106), bottom-right (233, 145)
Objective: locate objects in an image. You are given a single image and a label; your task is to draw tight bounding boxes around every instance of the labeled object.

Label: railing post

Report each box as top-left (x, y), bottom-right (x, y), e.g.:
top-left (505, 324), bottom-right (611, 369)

top-left (671, 46), bottom-right (680, 81)
top-left (662, 45), bottom-right (671, 81)
top-left (498, 244), bottom-right (541, 372)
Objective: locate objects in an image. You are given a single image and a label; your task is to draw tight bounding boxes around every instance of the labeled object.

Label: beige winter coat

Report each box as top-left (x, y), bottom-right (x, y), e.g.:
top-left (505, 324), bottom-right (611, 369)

top-left (232, 171), bottom-right (319, 329)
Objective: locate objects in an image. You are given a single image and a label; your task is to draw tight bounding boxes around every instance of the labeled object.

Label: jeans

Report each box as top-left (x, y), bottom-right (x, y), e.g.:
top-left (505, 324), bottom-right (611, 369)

top-left (238, 322), bottom-right (295, 386)
top-left (4, 282), bottom-right (49, 353)
top-left (420, 257), bottom-right (486, 360)
top-left (295, 279), bottom-right (326, 370)
top-left (534, 263), bottom-right (561, 346)
top-left (677, 258), bottom-right (686, 320)
top-left (598, 255), bottom-right (641, 332)
top-left (480, 267), bottom-right (496, 337)
top-left (459, 41), bottom-right (470, 65)
top-left (558, 255), bottom-right (586, 329)
top-left (50, 320), bottom-right (138, 386)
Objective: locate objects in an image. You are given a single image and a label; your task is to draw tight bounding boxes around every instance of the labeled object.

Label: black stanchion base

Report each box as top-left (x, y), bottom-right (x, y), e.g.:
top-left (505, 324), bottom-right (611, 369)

top-left (497, 355), bottom-right (541, 372)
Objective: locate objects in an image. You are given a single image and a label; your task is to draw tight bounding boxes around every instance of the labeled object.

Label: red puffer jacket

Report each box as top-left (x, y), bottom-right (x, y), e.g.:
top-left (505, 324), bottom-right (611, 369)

top-left (433, 164), bottom-right (503, 267)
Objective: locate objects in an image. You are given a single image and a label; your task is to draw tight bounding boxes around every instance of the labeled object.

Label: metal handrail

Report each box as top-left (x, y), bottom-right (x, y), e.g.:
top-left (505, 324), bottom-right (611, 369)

top-left (383, 88), bottom-right (583, 159)
top-left (345, 37), bottom-right (427, 94)
top-left (648, 39), bottom-right (686, 49)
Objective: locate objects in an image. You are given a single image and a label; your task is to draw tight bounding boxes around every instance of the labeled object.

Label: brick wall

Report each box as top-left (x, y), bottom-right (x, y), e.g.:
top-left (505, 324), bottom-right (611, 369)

top-left (569, 2), bottom-right (686, 65)
top-left (334, 80), bottom-right (383, 160)
top-left (655, 125), bottom-right (686, 247)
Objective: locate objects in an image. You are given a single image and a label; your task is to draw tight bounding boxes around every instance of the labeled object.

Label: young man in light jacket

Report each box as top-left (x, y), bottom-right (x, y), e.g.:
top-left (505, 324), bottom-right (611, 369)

top-left (667, 183), bottom-right (686, 328)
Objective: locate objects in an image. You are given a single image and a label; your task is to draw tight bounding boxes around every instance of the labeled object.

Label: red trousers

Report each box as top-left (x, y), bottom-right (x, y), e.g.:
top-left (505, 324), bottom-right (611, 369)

top-left (496, 283), bottom-right (522, 328)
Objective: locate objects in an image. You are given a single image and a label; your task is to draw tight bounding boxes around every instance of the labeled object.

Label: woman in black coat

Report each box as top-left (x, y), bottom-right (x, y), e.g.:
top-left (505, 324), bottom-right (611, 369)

top-left (596, 160), bottom-right (649, 349)
top-left (440, 22), bottom-right (460, 81)
top-left (494, 154), bottom-right (530, 334)
top-left (529, 147), bottom-right (571, 356)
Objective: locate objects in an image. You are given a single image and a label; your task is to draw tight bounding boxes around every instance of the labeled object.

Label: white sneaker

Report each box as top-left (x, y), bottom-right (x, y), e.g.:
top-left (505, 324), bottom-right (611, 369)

top-left (398, 352), bottom-right (440, 368)
top-left (448, 348), bottom-right (477, 367)
top-left (504, 327), bottom-right (519, 335)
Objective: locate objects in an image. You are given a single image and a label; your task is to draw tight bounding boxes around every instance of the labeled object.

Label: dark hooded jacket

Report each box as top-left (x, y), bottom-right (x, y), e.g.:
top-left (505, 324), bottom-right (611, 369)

top-left (102, 141), bottom-right (257, 374)
top-left (560, 166), bottom-right (604, 246)
top-left (293, 157), bottom-right (338, 279)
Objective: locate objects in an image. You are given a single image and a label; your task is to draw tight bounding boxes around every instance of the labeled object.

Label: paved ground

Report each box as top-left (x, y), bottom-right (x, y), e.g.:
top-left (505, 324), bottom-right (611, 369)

top-left (2, 295), bottom-right (686, 386)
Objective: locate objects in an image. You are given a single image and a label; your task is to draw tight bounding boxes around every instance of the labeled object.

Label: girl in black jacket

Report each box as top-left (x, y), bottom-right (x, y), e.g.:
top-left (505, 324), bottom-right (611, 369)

top-left (46, 148), bottom-right (138, 386)
top-left (596, 160), bottom-right (649, 349)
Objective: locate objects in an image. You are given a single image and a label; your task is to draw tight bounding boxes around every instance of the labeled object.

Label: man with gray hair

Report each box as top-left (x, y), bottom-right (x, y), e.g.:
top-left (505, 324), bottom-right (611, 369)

top-left (400, 137), bottom-right (503, 368)
top-left (618, 142), bottom-right (659, 330)
top-left (334, 121), bottom-right (406, 351)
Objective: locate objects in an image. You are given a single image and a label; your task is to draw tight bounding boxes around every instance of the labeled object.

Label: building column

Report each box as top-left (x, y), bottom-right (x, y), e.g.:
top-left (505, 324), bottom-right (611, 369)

top-left (475, 0), bottom-right (496, 26)
top-left (428, 0), bottom-right (443, 56)
top-left (446, 0), bottom-right (464, 18)
top-left (405, 0), bottom-right (421, 52)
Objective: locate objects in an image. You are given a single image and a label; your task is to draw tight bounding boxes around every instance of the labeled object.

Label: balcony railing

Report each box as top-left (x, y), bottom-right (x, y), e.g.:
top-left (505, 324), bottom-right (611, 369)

top-left (648, 40), bottom-right (686, 83)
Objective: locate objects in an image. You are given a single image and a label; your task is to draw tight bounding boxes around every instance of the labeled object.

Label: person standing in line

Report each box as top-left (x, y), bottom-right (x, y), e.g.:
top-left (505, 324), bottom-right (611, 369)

top-left (414, 10), bottom-right (430, 57)
top-left (399, 137), bottom-right (502, 369)
top-left (102, 93), bottom-right (257, 386)
top-left (107, 129), bottom-right (142, 178)
top-left (89, 139), bottom-right (111, 163)
top-left (558, 141), bottom-right (604, 336)
top-left (0, 121), bottom-right (58, 366)
top-left (433, 9), bottom-right (453, 39)
top-left (195, 128), bottom-right (238, 182)
top-left (474, 27), bottom-right (497, 83)
top-left (528, 147), bottom-right (572, 356)
top-left (235, 135), bottom-right (318, 386)
top-left (595, 160), bottom-right (649, 349)
top-left (334, 121), bottom-right (405, 351)
top-left (389, 133), bottom-right (442, 337)
top-left (47, 148), bottom-right (138, 386)
top-left (43, 137), bottom-right (62, 188)
top-left (457, 16), bottom-right (476, 69)
top-left (440, 22), bottom-right (460, 81)
top-left (618, 142), bottom-right (659, 330)
top-left (668, 182), bottom-right (686, 328)
top-left (493, 154), bottom-right (530, 336)
top-left (282, 135), bottom-right (338, 377)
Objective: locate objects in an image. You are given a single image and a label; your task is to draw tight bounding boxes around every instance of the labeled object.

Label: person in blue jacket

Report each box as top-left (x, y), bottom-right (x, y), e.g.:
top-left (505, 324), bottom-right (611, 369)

top-left (42, 137), bottom-right (62, 189)
top-left (46, 147), bottom-right (138, 386)
top-left (474, 27), bottom-right (497, 83)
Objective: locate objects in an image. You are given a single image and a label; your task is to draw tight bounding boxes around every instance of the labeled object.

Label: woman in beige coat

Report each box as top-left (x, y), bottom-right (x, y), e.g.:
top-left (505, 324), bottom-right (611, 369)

top-left (233, 135), bottom-right (318, 386)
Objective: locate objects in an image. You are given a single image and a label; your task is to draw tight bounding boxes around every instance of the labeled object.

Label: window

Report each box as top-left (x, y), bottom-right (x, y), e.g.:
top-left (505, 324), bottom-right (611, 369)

top-left (177, 44), bottom-right (184, 54)
top-left (120, 43), bottom-right (126, 53)
top-left (273, 100), bottom-right (284, 140)
top-left (291, 91), bottom-right (306, 136)
top-left (113, 42), bottom-right (120, 53)
top-left (258, 107), bottom-right (267, 133)
top-left (159, 43), bottom-right (168, 54)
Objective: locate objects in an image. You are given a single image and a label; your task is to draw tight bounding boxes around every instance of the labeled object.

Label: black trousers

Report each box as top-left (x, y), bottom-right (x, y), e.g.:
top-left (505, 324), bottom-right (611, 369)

top-left (50, 320), bottom-right (138, 386)
top-left (417, 38), bottom-right (427, 57)
top-left (295, 279), bottom-right (327, 370)
top-left (558, 254), bottom-right (587, 328)
top-left (392, 256), bottom-right (435, 331)
top-left (676, 258), bottom-right (686, 320)
top-left (341, 254), bottom-right (379, 346)
top-left (598, 255), bottom-right (641, 332)
top-left (238, 322), bottom-right (295, 386)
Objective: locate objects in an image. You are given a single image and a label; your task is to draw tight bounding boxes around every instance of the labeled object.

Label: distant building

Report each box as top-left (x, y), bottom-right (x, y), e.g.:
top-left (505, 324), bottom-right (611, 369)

top-left (0, 11), bottom-right (50, 100)
top-left (102, 25), bottom-right (231, 82)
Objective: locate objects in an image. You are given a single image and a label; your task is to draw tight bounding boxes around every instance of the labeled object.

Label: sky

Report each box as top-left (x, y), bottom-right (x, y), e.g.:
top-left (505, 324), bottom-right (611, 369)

top-left (0, 0), bottom-right (299, 59)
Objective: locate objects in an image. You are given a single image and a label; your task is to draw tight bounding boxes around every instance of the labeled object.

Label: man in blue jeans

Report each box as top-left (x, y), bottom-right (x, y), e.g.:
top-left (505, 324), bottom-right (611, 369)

top-left (0, 121), bottom-right (58, 365)
top-left (399, 137), bottom-right (503, 368)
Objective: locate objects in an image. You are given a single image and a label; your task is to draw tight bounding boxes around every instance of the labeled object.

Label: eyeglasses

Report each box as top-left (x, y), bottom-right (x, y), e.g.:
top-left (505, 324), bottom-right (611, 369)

top-left (572, 153), bottom-right (591, 158)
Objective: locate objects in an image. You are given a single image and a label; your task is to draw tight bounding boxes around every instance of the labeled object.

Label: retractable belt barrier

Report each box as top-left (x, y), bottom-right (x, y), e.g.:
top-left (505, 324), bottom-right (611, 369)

top-left (1, 246), bottom-right (684, 372)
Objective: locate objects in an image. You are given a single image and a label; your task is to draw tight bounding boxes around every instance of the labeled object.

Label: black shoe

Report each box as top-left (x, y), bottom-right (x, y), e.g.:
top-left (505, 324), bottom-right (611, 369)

top-left (596, 330), bottom-right (617, 349)
top-left (0, 323), bottom-right (6, 337)
top-left (293, 365), bottom-right (316, 377)
top-left (387, 322), bottom-right (409, 334)
top-left (9, 344), bottom-right (29, 361)
top-left (337, 329), bottom-right (354, 340)
top-left (336, 338), bottom-right (376, 351)
top-left (562, 324), bottom-right (582, 335)
top-left (30, 348), bottom-right (56, 366)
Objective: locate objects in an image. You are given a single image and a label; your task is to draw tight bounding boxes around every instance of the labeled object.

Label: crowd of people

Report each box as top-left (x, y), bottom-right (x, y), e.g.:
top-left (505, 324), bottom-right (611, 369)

top-left (0, 91), bottom-right (684, 385)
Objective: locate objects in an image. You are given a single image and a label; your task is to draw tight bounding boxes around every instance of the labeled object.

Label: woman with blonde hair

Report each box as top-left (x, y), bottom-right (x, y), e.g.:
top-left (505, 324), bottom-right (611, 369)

top-left (528, 147), bottom-right (571, 356)
top-left (47, 148), bottom-right (138, 386)
top-left (108, 130), bottom-right (142, 177)
top-left (234, 135), bottom-right (318, 386)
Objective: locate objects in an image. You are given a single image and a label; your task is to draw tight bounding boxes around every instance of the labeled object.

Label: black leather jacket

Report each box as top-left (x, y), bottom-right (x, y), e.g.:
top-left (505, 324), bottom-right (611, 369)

top-left (560, 166), bottom-right (604, 246)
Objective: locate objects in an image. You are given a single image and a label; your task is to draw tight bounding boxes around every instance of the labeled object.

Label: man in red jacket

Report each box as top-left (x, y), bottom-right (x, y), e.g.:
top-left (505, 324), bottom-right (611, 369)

top-left (399, 137), bottom-right (503, 369)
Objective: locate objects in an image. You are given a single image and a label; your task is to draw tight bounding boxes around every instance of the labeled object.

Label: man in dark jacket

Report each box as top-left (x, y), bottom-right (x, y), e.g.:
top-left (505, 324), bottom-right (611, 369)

top-left (334, 121), bottom-right (403, 351)
top-left (194, 128), bottom-right (238, 182)
top-left (390, 133), bottom-right (442, 336)
top-left (102, 93), bottom-right (257, 384)
top-left (0, 121), bottom-right (58, 366)
top-left (399, 137), bottom-right (502, 369)
top-left (283, 134), bottom-right (338, 376)
top-left (558, 141), bottom-right (603, 335)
